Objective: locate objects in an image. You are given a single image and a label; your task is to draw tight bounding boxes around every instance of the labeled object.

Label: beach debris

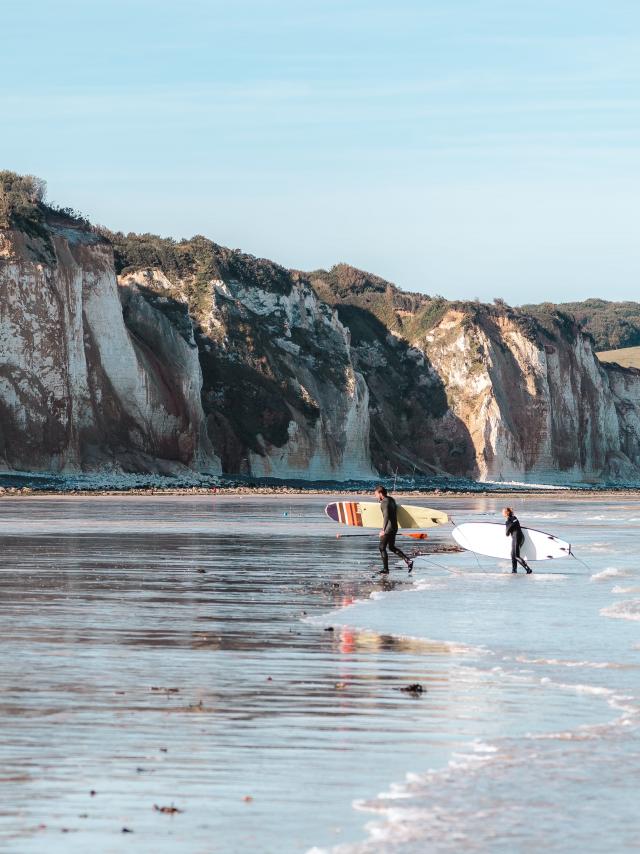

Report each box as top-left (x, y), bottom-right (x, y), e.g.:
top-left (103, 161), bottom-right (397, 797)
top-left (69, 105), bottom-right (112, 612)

top-left (187, 699), bottom-right (204, 712)
top-left (399, 683), bottom-right (424, 696)
top-left (151, 687), bottom-right (180, 694)
top-left (154, 804), bottom-right (183, 815)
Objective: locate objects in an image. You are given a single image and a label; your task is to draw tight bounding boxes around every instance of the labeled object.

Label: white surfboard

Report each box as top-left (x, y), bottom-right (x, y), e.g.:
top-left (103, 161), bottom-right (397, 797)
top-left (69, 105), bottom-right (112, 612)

top-left (452, 522), bottom-right (571, 562)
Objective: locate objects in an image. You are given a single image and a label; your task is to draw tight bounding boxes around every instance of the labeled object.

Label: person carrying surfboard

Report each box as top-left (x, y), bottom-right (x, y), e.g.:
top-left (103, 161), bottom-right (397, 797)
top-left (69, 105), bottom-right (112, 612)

top-left (375, 486), bottom-right (414, 574)
top-left (502, 507), bottom-right (532, 574)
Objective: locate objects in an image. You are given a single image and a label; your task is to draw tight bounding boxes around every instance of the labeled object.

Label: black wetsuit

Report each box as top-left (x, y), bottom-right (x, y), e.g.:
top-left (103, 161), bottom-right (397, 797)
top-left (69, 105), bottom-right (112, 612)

top-left (505, 513), bottom-right (530, 572)
top-left (379, 496), bottom-right (411, 572)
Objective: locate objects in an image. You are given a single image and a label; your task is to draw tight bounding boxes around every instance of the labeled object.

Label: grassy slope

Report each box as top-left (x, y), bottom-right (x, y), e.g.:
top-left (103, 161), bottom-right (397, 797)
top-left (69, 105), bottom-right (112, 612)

top-left (596, 346), bottom-right (640, 369)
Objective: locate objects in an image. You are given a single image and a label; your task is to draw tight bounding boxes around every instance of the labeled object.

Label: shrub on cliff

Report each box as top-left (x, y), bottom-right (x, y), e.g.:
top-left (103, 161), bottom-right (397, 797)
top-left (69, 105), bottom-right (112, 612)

top-left (309, 264), bottom-right (449, 340)
top-left (0, 171), bottom-right (90, 236)
top-left (0, 171), bottom-right (47, 228)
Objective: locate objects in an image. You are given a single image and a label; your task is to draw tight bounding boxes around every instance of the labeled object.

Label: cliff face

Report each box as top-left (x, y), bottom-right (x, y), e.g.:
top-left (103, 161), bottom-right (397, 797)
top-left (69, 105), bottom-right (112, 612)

top-left (422, 307), bottom-right (640, 483)
top-left (3, 205), bottom-right (640, 484)
top-left (309, 265), bottom-right (640, 483)
top-left (0, 217), bottom-right (219, 474)
top-left (308, 265), bottom-right (475, 477)
top-left (120, 258), bottom-right (375, 480)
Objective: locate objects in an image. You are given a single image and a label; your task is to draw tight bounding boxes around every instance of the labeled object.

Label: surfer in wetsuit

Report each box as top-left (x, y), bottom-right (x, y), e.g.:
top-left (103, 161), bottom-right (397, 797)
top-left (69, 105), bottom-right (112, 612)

top-left (375, 486), bottom-right (414, 574)
top-left (502, 507), bottom-right (532, 574)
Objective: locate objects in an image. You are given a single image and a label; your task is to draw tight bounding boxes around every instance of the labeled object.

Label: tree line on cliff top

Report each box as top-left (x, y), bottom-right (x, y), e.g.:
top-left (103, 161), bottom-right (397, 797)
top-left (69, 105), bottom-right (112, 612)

top-left (525, 300), bottom-right (640, 352)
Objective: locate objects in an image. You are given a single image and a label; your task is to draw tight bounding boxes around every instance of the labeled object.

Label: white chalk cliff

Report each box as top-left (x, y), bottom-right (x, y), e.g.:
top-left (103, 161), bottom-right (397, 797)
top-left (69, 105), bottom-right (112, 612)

top-left (2, 202), bottom-right (640, 484)
top-left (421, 307), bottom-right (640, 483)
top-left (0, 218), bottom-right (219, 474)
top-left (120, 261), bottom-right (375, 481)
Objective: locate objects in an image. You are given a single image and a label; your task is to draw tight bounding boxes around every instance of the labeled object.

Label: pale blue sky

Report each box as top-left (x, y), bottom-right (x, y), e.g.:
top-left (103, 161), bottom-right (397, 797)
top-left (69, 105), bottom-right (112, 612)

top-left (2, 0), bottom-right (639, 302)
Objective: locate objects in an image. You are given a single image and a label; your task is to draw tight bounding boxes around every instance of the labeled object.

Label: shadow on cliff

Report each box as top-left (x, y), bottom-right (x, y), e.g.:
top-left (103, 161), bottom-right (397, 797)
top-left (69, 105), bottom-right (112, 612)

top-left (332, 304), bottom-right (478, 478)
top-left (125, 284), bottom-right (479, 479)
top-left (125, 283), bottom-right (319, 474)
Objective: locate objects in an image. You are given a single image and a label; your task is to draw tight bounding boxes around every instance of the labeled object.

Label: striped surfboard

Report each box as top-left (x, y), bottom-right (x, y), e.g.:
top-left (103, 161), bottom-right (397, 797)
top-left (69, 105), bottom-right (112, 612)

top-left (325, 501), bottom-right (448, 530)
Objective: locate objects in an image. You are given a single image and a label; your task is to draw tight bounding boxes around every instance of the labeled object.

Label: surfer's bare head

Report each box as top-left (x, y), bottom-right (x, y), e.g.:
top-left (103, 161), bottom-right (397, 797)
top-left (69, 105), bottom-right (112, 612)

top-left (502, 507), bottom-right (513, 517)
top-left (374, 485), bottom-right (387, 500)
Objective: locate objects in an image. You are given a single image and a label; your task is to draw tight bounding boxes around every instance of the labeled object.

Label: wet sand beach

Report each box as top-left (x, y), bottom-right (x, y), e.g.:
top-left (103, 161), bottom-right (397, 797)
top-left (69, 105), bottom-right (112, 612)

top-left (0, 494), bottom-right (459, 852)
top-left (0, 494), bottom-right (638, 852)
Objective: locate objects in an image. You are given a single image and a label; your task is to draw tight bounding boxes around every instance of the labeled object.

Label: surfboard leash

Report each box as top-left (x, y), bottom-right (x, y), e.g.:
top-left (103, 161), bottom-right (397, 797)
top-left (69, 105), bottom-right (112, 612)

top-left (449, 516), bottom-right (488, 573)
top-left (569, 550), bottom-right (592, 572)
top-left (415, 555), bottom-right (464, 574)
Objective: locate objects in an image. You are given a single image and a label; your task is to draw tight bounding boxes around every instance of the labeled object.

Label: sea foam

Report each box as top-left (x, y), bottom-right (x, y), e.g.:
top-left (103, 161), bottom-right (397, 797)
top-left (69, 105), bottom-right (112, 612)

top-left (590, 566), bottom-right (629, 581)
top-left (600, 599), bottom-right (640, 622)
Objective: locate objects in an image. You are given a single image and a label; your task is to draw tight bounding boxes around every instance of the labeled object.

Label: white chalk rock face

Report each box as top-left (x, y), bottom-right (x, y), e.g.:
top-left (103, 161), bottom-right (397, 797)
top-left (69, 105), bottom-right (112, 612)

top-left (423, 307), bottom-right (640, 483)
top-left (129, 261), bottom-right (377, 481)
top-left (236, 277), bottom-right (376, 480)
top-left (4, 215), bottom-right (640, 485)
top-left (0, 220), bottom-right (220, 474)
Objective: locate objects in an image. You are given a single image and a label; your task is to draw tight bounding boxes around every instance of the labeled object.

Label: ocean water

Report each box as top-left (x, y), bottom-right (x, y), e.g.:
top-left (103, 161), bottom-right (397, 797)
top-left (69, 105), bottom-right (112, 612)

top-left (0, 495), bottom-right (638, 853)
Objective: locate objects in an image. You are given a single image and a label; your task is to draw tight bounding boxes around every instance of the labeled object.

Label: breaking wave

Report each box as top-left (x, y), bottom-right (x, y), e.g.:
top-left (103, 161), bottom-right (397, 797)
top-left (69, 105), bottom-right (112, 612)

top-left (590, 566), bottom-right (630, 581)
top-left (600, 599), bottom-right (640, 622)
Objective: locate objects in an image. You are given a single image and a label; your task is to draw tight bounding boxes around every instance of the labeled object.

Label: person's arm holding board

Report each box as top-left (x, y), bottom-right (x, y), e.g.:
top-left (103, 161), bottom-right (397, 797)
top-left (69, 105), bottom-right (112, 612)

top-left (502, 507), bottom-right (532, 574)
top-left (379, 496), bottom-right (391, 537)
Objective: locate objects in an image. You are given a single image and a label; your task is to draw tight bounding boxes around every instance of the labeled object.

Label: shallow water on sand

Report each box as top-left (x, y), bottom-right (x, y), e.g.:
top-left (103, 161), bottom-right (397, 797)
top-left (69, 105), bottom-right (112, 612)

top-left (0, 495), bottom-right (638, 853)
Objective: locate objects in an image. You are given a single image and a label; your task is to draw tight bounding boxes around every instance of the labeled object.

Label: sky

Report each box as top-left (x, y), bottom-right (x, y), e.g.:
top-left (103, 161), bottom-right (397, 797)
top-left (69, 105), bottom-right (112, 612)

top-left (1, 0), bottom-right (639, 303)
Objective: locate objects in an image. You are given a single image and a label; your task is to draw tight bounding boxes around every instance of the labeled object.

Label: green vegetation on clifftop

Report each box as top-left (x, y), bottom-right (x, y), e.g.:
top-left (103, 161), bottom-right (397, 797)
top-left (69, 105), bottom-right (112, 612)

top-left (0, 171), bottom-right (46, 228)
top-left (308, 263), bottom-right (449, 341)
top-left (104, 231), bottom-right (292, 296)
